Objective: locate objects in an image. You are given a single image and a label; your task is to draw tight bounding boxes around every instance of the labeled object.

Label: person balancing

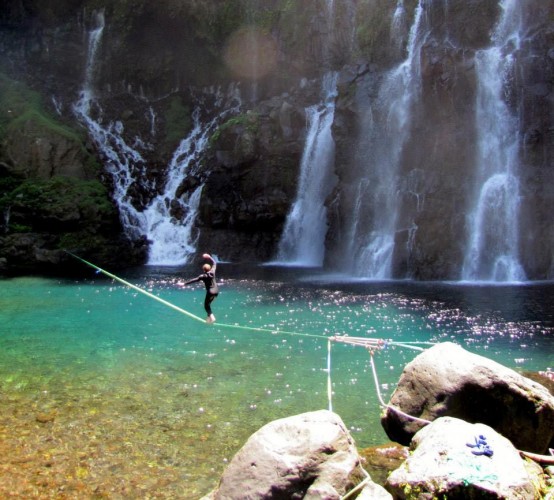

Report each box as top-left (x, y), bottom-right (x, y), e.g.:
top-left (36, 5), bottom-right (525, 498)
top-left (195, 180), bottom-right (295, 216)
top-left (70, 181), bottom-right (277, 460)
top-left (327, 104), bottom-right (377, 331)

top-left (184, 253), bottom-right (219, 323)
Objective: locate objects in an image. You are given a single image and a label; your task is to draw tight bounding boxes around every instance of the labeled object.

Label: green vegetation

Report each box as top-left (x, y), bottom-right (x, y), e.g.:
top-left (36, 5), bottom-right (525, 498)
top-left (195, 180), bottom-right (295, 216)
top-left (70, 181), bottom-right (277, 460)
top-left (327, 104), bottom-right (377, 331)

top-left (0, 73), bottom-right (98, 174)
top-left (164, 96), bottom-right (192, 146)
top-left (0, 73), bottom-right (83, 142)
top-left (5, 176), bottom-right (113, 215)
top-left (0, 176), bottom-right (116, 235)
top-left (0, 73), bottom-right (42, 138)
top-left (209, 112), bottom-right (259, 147)
top-left (0, 175), bottom-right (23, 197)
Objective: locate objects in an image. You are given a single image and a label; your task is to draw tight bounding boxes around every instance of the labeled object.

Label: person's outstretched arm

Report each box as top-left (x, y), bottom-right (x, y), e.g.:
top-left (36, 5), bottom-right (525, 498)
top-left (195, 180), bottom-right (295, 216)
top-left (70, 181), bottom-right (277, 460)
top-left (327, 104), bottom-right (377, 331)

top-left (184, 276), bottom-right (201, 285)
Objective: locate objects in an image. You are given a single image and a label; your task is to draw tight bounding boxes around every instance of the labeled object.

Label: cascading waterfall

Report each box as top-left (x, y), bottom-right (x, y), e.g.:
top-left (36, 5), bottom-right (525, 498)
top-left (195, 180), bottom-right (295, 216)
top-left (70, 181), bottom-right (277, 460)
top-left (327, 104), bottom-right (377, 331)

top-left (462, 0), bottom-right (526, 282)
top-left (144, 94), bottom-right (241, 265)
top-left (350, 0), bottom-right (424, 278)
top-left (143, 109), bottom-right (207, 265)
top-left (276, 72), bottom-right (338, 266)
top-left (74, 12), bottom-right (241, 265)
top-left (391, 0), bottom-right (407, 54)
top-left (142, 89), bottom-right (240, 265)
top-left (73, 10), bottom-right (149, 240)
top-left (83, 11), bottom-right (104, 91)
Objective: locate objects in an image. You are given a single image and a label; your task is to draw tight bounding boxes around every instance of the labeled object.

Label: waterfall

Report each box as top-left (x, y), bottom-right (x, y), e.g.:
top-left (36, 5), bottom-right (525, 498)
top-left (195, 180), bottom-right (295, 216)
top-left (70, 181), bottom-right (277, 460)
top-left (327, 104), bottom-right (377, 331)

top-left (144, 101), bottom-right (241, 265)
top-left (73, 10), bottom-right (148, 240)
top-left (74, 11), bottom-right (241, 265)
top-left (391, 0), bottom-right (407, 53)
top-left (276, 72), bottom-right (338, 266)
top-left (141, 86), bottom-right (240, 265)
top-left (462, 0), bottom-right (526, 282)
top-left (350, 0), bottom-right (425, 278)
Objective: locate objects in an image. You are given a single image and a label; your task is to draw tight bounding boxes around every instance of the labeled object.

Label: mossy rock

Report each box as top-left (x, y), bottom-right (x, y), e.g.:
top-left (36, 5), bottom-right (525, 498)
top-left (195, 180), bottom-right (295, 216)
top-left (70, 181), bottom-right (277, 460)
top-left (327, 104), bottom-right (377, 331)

top-left (0, 73), bottom-right (98, 179)
top-left (1, 176), bottom-right (117, 234)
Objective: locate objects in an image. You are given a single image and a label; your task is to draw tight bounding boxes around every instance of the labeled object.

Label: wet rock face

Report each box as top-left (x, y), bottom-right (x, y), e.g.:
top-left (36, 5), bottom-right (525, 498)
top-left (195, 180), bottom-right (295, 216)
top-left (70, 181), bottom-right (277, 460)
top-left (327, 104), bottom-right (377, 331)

top-left (424, 0), bottom-right (501, 49)
top-left (328, 0), bottom-right (554, 280)
top-left (1, 0), bottom-right (553, 276)
top-left (195, 91), bottom-right (315, 262)
top-left (5, 119), bottom-right (94, 180)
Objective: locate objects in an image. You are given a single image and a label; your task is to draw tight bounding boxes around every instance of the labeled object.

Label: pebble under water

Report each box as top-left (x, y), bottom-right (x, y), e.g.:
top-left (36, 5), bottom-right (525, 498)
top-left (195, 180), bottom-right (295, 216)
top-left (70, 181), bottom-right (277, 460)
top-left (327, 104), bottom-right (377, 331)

top-left (1, 265), bottom-right (553, 498)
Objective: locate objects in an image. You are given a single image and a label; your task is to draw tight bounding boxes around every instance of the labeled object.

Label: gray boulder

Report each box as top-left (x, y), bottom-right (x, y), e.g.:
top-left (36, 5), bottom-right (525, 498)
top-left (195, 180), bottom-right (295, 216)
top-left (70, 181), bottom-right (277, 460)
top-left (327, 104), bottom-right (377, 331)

top-left (202, 409), bottom-right (389, 500)
top-left (381, 342), bottom-right (554, 454)
top-left (386, 417), bottom-right (544, 500)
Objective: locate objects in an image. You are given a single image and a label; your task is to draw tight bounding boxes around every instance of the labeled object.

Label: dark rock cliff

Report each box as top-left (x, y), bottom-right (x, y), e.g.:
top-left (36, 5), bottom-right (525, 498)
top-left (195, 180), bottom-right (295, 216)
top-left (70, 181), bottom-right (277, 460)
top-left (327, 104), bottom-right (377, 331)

top-left (0, 0), bottom-right (553, 279)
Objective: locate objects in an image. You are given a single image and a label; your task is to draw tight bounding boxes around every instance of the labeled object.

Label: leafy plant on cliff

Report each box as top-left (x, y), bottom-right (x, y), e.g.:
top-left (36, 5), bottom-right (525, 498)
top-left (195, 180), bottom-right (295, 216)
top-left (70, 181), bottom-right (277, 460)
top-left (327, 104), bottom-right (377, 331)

top-left (1, 75), bottom-right (60, 137)
top-left (0, 175), bottom-right (23, 198)
top-left (0, 176), bottom-right (117, 235)
top-left (163, 96), bottom-right (192, 147)
top-left (209, 112), bottom-right (259, 148)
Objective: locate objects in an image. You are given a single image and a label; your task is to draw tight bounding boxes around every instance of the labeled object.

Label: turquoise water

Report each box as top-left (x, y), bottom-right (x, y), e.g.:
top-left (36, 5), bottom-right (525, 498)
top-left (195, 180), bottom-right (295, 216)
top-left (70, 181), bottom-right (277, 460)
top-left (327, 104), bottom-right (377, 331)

top-left (1, 266), bottom-right (553, 497)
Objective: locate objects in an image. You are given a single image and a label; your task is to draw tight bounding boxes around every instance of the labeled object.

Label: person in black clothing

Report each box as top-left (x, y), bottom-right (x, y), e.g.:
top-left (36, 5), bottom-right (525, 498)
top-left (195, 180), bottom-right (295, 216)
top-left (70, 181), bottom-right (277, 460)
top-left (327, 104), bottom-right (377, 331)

top-left (185, 253), bottom-right (219, 323)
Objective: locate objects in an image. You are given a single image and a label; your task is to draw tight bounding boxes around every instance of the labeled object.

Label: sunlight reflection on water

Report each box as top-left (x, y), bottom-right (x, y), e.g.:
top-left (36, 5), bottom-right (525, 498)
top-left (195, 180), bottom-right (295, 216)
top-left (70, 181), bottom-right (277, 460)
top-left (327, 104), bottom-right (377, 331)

top-left (0, 269), bottom-right (552, 496)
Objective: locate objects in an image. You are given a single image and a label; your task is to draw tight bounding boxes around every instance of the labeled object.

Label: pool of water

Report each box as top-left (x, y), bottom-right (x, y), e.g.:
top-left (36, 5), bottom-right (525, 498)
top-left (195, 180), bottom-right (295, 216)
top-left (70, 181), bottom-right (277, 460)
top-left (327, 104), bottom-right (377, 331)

top-left (1, 265), bottom-right (552, 497)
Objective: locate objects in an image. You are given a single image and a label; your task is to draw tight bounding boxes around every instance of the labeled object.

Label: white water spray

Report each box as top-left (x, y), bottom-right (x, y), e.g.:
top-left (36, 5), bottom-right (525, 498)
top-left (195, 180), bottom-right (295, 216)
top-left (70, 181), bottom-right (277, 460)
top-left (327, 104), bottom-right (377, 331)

top-left (73, 10), bottom-right (149, 240)
top-left (352, 0), bottom-right (425, 278)
top-left (144, 102), bottom-right (240, 265)
top-left (276, 72), bottom-right (338, 266)
top-left (462, 0), bottom-right (526, 282)
top-left (143, 85), bottom-right (240, 265)
top-left (74, 12), bottom-right (241, 265)
top-left (391, 0), bottom-right (407, 53)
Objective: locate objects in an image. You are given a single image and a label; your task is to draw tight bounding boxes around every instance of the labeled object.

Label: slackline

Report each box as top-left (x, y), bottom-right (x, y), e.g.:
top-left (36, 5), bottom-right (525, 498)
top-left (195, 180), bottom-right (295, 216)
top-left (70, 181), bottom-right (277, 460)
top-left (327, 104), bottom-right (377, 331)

top-left (65, 251), bottom-right (433, 350)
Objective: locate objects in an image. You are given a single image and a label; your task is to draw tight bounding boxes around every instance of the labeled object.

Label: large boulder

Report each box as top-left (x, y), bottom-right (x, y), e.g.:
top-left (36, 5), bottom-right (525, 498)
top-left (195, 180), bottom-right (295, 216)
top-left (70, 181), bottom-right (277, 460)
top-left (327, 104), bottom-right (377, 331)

top-left (202, 410), bottom-right (389, 500)
top-left (386, 417), bottom-right (544, 499)
top-left (381, 342), bottom-right (554, 454)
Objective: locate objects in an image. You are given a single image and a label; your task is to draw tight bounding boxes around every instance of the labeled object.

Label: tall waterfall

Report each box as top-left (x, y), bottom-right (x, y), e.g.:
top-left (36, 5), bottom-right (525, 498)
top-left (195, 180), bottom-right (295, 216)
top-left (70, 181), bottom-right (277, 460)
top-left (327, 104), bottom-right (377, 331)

top-left (144, 97), bottom-right (240, 265)
top-left (276, 72), bottom-right (338, 266)
top-left (391, 0), bottom-right (407, 54)
top-left (462, 0), bottom-right (526, 282)
top-left (73, 10), bottom-right (149, 241)
top-left (74, 12), bottom-right (241, 265)
top-left (350, 0), bottom-right (424, 278)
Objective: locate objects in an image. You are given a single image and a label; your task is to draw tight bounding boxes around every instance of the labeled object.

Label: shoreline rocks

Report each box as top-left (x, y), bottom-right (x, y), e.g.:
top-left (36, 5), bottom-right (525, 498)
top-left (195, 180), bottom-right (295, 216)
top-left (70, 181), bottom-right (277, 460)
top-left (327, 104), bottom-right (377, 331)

top-left (380, 342), bottom-right (554, 454)
top-left (386, 417), bottom-right (544, 499)
top-left (201, 410), bottom-right (390, 500)
top-left (205, 343), bottom-right (554, 499)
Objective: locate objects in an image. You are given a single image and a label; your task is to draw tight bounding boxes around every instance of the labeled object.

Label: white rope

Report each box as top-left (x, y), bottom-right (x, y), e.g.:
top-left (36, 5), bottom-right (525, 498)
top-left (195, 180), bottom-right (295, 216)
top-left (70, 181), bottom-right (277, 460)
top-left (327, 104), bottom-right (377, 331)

top-left (327, 339), bottom-right (333, 412)
top-left (390, 342), bottom-right (425, 352)
top-left (369, 352), bottom-right (431, 425)
top-left (340, 458), bottom-right (372, 499)
top-left (332, 335), bottom-right (431, 352)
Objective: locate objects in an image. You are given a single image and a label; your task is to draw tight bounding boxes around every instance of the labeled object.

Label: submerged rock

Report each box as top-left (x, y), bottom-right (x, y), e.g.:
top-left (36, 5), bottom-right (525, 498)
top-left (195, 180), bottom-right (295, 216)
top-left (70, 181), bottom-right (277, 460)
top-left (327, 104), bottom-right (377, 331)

top-left (381, 342), bottom-right (554, 454)
top-left (386, 417), bottom-right (544, 500)
top-left (359, 443), bottom-right (409, 487)
top-left (202, 409), bottom-right (389, 500)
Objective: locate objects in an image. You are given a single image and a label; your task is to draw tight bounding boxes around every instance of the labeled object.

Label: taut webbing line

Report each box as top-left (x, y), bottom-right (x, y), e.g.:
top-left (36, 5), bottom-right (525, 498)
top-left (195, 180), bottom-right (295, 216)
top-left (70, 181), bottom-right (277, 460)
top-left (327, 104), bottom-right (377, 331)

top-left (66, 251), bottom-right (329, 340)
top-left (66, 252), bottom-right (436, 350)
top-left (327, 339), bottom-right (333, 412)
top-left (68, 252), bottom-right (437, 454)
top-left (368, 350), bottom-right (432, 425)
top-left (66, 251), bottom-right (207, 323)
